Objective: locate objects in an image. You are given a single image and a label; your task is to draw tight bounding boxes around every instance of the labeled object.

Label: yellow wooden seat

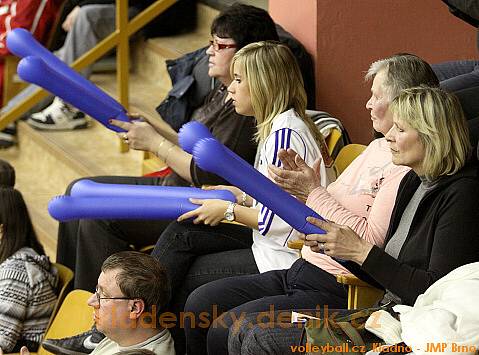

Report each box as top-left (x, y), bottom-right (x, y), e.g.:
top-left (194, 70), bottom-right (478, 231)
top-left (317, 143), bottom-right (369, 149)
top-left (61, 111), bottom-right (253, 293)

top-left (46, 263), bottom-right (74, 330)
top-left (336, 274), bottom-right (384, 309)
top-left (325, 127), bottom-right (342, 157)
top-left (334, 143), bottom-right (367, 176)
top-left (36, 290), bottom-right (94, 355)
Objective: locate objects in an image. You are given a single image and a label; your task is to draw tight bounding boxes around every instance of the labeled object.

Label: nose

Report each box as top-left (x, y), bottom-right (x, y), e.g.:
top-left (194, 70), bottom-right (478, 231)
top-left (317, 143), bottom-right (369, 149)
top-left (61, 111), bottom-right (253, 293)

top-left (87, 293), bottom-right (99, 308)
top-left (227, 80), bottom-right (235, 94)
top-left (385, 126), bottom-right (395, 142)
top-left (206, 43), bottom-right (215, 56)
top-left (366, 96), bottom-right (373, 110)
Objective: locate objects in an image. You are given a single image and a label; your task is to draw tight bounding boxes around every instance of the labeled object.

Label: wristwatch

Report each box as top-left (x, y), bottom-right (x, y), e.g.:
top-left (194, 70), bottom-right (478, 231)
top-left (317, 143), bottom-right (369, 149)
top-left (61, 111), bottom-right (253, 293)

top-left (224, 202), bottom-right (237, 222)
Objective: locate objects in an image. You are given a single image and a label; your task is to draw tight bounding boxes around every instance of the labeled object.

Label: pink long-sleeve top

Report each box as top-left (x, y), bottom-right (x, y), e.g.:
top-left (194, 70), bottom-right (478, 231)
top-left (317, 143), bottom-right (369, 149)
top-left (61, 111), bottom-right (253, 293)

top-left (302, 138), bottom-right (410, 275)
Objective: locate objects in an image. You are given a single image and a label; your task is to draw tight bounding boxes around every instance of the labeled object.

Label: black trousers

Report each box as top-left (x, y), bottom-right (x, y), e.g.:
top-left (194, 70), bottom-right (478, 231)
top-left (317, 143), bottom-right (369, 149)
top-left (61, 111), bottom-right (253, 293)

top-left (151, 221), bottom-right (258, 355)
top-left (183, 258), bottom-right (348, 355)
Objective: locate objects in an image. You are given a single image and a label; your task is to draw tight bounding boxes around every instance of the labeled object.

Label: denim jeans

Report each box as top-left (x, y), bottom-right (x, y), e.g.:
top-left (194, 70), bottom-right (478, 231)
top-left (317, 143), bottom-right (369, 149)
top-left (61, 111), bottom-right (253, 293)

top-left (183, 258), bottom-right (348, 355)
top-left (227, 309), bottom-right (382, 355)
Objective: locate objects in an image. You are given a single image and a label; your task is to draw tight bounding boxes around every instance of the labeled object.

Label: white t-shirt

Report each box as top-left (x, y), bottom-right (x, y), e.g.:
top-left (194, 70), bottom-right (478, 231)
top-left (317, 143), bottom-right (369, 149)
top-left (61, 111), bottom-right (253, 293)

top-left (252, 108), bottom-right (329, 273)
top-left (91, 329), bottom-right (175, 355)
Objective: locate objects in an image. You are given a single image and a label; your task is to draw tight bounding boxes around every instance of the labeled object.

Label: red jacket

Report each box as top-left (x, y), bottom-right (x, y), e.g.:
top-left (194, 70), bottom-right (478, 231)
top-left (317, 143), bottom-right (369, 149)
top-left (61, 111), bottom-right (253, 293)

top-left (0, 0), bottom-right (63, 56)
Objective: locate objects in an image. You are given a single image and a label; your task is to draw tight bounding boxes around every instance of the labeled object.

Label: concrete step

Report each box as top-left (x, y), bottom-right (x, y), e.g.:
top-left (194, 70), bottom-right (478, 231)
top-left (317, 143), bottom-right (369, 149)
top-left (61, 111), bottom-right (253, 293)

top-left (134, 3), bottom-right (218, 85)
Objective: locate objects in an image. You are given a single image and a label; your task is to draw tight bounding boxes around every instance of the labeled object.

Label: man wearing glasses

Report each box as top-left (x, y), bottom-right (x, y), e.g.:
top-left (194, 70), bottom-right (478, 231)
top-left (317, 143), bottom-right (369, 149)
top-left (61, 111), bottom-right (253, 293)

top-left (45, 251), bottom-right (174, 355)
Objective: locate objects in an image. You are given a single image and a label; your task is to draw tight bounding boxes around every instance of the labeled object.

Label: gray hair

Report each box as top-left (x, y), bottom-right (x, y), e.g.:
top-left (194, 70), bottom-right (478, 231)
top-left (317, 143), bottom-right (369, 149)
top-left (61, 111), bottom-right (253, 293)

top-left (365, 54), bottom-right (439, 100)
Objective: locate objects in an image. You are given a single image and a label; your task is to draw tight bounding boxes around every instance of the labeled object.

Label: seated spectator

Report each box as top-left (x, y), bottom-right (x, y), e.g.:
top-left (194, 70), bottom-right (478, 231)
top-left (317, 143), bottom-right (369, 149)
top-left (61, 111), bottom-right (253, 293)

top-left (45, 251), bottom-right (173, 355)
top-left (180, 54), bottom-right (440, 355)
top-left (144, 40), bottom-right (331, 354)
top-left (0, 159), bottom-right (15, 186)
top-left (196, 86), bottom-right (479, 355)
top-left (0, 187), bottom-right (58, 353)
top-left (53, 3), bottom-right (278, 295)
top-left (0, 0), bottom-right (63, 148)
top-left (26, 0), bottom-right (196, 131)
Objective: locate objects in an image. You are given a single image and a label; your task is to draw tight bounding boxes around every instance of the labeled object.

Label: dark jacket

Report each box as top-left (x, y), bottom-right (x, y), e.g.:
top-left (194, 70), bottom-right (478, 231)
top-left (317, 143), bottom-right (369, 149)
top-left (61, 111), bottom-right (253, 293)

top-left (345, 163), bottom-right (479, 305)
top-left (156, 46), bottom-right (214, 131)
top-left (157, 24), bottom-right (318, 131)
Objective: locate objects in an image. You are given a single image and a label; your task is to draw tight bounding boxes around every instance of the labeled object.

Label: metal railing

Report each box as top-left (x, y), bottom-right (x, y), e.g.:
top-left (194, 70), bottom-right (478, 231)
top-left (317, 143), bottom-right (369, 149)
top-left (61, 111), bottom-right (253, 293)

top-left (0, 0), bottom-right (177, 136)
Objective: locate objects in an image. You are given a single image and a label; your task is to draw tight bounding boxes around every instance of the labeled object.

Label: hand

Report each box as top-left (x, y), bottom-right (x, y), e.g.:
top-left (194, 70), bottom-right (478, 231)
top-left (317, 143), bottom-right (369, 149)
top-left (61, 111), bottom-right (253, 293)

top-left (268, 148), bottom-right (322, 202)
top-left (177, 199), bottom-right (230, 226)
top-left (110, 119), bottom-right (165, 153)
top-left (301, 217), bottom-right (373, 265)
top-left (128, 113), bottom-right (174, 137)
top-left (203, 185), bottom-right (250, 206)
top-left (62, 6), bottom-right (80, 32)
top-left (20, 347), bottom-right (31, 355)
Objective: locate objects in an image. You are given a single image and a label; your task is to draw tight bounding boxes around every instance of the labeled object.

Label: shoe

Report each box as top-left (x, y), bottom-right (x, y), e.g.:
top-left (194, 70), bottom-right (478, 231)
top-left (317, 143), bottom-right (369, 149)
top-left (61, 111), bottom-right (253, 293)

top-left (0, 123), bottom-right (16, 149)
top-left (27, 97), bottom-right (88, 130)
top-left (41, 326), bottom-right (105, 355)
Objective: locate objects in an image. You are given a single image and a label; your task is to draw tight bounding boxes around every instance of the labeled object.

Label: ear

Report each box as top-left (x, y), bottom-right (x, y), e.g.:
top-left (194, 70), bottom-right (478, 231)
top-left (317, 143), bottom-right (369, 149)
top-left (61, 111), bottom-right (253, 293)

top-left (129, 299), bottom-right (146, 319)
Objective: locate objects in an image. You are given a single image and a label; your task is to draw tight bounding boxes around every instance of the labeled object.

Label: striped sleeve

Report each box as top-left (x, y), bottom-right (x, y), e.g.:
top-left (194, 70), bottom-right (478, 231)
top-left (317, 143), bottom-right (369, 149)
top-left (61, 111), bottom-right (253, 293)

top-left (258, 128), bottom-right (308, 236)
top-left (0, 0), bottom-right (54, 56)
top-left (0, 266), bottom-right (29, 352)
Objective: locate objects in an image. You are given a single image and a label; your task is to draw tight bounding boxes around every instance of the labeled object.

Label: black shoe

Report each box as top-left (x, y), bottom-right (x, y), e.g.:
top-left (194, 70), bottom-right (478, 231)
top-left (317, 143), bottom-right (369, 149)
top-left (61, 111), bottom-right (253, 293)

top-left (41, 326), bottom-right (105, 355)
top-left (0, 123), bottom-right (16, 149)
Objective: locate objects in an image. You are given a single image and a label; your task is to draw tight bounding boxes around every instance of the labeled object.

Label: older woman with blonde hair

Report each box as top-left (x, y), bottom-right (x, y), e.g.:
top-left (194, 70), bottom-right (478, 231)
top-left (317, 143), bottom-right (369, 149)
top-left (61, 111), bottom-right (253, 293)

top-left (182, 53), bottom-right (440, 355)
top-left (223, 86), bottom-right (479, 354)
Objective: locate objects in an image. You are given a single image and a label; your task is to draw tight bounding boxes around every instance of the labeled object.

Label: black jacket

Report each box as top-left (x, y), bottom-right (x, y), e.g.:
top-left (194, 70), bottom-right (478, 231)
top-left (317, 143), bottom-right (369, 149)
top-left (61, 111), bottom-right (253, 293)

top-left (344, 163), bottom-right (479, 305)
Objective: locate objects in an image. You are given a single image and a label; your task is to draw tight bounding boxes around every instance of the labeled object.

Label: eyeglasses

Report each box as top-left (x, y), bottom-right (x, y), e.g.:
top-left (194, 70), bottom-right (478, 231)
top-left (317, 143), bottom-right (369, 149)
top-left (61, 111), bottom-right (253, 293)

top-left (209, 40), bottom-right (237, 51)
top-left (95, 287), bottom-right (137, 306)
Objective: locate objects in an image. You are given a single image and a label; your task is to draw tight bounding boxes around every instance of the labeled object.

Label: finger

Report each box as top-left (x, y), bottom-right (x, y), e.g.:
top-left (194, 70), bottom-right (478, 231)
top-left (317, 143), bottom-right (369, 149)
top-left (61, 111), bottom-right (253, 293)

top-left (109, 119), bottom-right (133, 131)
top-left (267, 165), bottom-right (282, 181)
top-left (203, 185), bottom-right (222, 190)
top-left (268, 164), bottom-right (294, 180)
top-left (178, 205), bottom-right (205, 221)
top-left (177, 209), bottom-right (199, 222)
top-left (312, 158), bottom-right (323, 176)
top-left (20, 347), bottom-right (30, 355)
top-left (293, 153), bottom-right (309, 169)
top-left (278, 149), bottom-right (297, 170)
top-left (189, 198), bottom-right (205, 205)
top-left (304, 239), bottom-right (320, 248)
top-left (193, 216), bottom-right (204, 224)
top-left (127, 113), bottom-right (144, 122)
top-left (306, 216), bottom-right (333, 232)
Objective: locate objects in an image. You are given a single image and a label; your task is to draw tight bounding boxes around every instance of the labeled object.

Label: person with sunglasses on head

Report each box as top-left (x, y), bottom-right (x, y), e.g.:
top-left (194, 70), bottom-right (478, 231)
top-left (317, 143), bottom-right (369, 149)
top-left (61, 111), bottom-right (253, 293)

top-left (42, 5), bottom-right (281, 355)
top-left (51, 4), bottom-right (280, 299)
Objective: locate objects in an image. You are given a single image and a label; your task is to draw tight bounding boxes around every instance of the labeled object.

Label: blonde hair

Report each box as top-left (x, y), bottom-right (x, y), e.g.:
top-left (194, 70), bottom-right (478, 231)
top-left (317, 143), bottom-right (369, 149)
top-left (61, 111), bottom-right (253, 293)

top-left (230, 41), bottom-right (324, 147)
top-left (389, 86), bottom-right (471, 181)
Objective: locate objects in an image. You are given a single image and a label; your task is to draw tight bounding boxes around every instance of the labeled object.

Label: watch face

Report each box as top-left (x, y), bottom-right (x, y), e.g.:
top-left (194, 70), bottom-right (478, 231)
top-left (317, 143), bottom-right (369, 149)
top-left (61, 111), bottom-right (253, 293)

top-left (225, 212), bottom-right (234, 221)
